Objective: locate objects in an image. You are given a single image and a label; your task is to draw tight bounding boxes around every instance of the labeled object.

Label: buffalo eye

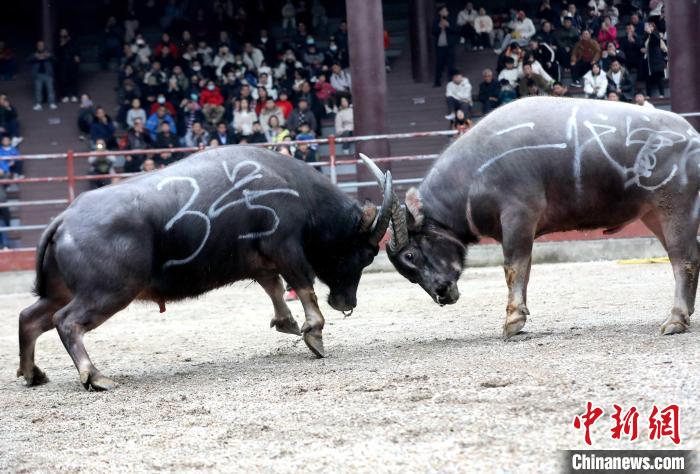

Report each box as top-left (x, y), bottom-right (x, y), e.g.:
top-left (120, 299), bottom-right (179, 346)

top-left (405, 252), bottom-right (414, 261)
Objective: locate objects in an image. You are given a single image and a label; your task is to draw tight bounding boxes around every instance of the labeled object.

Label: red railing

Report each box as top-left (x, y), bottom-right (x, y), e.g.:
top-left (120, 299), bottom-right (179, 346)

top-left (0, 128), bottom-right (466, 240)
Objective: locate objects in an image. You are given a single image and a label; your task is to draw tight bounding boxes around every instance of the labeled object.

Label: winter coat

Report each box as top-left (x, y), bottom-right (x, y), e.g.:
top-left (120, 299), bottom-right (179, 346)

top-left (645, 32), bottom-right (666, 74)
top-left (583, 71), bottom-right (608, 98)
top-left (572, 39), bottom-right (602, 64)
top-left (334, 107), bottom-right (354, 134)
top-left (199, 87), bottom-right (224, 106)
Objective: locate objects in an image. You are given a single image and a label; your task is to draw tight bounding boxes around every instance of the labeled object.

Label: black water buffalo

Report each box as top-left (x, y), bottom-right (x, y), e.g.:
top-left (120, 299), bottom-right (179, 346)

top-left (363, 96), bottom-right (700, 339)
top-left (18, 145), bottom-right (393, 390)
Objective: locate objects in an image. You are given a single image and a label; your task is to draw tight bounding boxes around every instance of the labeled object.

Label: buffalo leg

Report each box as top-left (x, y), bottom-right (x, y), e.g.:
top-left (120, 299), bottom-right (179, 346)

top-left (657, 214), bottom-right (699, 335)
top-left (296, 287), bottom-right (326, 358)
top-left (276, 244), bottom-right (326, 357)
top-left (641, 211), bottom-right (668, 250)
top-left (53, 294), bottom-right (132, 391)
top-left (500, 211), bottom-right (537, 339)
top-left (17, 298), bottom-right (63, 386)
top-left (259, 276), bottom-right (301, 336)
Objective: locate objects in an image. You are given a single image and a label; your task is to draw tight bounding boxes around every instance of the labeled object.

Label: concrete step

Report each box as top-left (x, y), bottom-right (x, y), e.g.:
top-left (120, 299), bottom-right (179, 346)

top-left (384, 19), bottom-right (409, 31)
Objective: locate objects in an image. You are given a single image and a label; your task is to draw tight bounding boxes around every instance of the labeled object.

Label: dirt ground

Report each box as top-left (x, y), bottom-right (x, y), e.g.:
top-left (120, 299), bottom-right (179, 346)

top-left (0, 261), bottom-right (698, 473)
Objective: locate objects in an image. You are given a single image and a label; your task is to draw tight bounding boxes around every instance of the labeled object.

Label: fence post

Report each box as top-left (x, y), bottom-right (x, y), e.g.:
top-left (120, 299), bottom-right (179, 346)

top-left (66, 149), bottom-right (75, 203)
top-left (328, 135), bottom-right (338, 185)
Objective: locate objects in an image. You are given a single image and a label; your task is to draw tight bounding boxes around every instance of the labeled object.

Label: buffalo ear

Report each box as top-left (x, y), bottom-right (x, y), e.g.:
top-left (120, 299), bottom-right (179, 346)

top-left (405, 187), bottom-right (424, 230)
top-left (360, 200), bottom-right (378, 233)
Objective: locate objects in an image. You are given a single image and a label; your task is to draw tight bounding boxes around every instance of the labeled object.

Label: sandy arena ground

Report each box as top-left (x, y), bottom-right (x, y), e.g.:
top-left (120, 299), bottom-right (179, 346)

top-left (0, 261), bottom-right (698, 472)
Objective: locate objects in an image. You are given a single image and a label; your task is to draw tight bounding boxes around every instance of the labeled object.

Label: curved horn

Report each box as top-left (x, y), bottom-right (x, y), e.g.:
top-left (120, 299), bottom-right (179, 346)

top-left (369, 171), bottom-right (394, 246)
top-left (388, 199), bottom-right (409, 251)
top-left (358, 153), bottom-right (409, 251)
top-left (358, 153), bottom-right (386, 188)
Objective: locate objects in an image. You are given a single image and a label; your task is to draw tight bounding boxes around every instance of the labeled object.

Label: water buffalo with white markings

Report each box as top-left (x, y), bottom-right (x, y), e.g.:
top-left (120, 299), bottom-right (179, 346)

top-left (18, 146), bottom-right (394, 390)
top-left (364, 97), bottom-right (700, 339)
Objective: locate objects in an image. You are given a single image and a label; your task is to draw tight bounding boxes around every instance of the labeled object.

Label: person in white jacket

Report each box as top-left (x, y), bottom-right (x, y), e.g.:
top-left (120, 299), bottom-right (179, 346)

top-left (495, 10), bottom-right (536, 52)
top-left (520, 59), bottom-right (555, 85)
top-left (334, 97), bottom-right (354, 151)
top-left (213, 45), bottom-right (235, 78)
top-left (445, 69), bottom-right (472, 119)
top-left (473, 8), bottom-right (494, 49)
top-left (242, 42), bottom-right (264, 71)
top-left (583, 63), bottom-right (608, 99)
top-left (456, 2), bottom-right (478, 47)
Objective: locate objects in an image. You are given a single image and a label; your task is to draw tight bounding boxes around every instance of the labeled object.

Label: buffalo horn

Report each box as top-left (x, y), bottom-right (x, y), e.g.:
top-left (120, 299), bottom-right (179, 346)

top-left (369, 171), bottom-right (394, 246)
top-left (358, 153), bottom-right (386, 187)
top-left (358, 153), bottom-right (409, 251)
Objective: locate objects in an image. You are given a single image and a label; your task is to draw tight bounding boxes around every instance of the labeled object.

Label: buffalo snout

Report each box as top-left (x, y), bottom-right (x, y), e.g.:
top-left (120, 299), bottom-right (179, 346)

top-left (328, 291), bottom-right (357, 312)
top-left (434, 281), bottom-right (460, 306)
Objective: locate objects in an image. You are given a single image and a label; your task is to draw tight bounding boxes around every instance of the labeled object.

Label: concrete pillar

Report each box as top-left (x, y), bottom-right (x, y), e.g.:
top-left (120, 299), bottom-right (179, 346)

top-left (666, 1), bottom-right (700, 130)
top-left (346, 0), bottom-right (390, 199)
top-left (41, 0), bottom-right (56, 52)
top-left (409, 0), bottom-right (434, 83)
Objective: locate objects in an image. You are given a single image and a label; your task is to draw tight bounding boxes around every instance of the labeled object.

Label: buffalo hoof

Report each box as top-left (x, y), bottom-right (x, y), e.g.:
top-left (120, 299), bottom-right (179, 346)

top-left (270, 316), bottom-right (302, 336)
top-left (17, 365), bottom-right (49, 387)
top-left (301, 323), bottom-right (325, 358)
top-left (660, 315), bottom-right (689, 336)
top-left (503, 312), bottom-right (528, 340)
top-left (80, 370), bottom-right (117, 392)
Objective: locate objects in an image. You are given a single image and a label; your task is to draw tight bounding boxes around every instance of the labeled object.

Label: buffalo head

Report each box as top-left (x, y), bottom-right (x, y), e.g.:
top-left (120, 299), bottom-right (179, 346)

top-left (359, 154), bottom-right (466, 306)
top-left (312, 164), bottom-right (394, 313)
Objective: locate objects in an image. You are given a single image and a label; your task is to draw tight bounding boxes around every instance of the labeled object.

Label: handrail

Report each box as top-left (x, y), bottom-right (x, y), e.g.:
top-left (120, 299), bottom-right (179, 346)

top-left (0, 129), bottom-right (461, 162)
top-left (0, 128), bottom-right (466, 245)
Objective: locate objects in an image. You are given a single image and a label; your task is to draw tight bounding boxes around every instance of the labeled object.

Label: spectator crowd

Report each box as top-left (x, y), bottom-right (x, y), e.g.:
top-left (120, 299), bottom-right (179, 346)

top-left (0, 1), bottom-right (674, 191)
top-left (437, 0), bottom-right (668, 125)
top-left (81, 0), bottom-right (357, 178)
top-left (0, 1), bottom-right (358, 185)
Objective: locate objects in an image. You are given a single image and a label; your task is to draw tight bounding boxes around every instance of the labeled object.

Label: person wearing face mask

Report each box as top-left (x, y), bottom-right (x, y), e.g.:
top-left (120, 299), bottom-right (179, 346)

top-left (256, 29), bottom-right (277, 65)
top-left (220, 72), bottom-right (241, 101)
top-left (131, 35), bottom-right (152, 66)
top-left (148, 94), bottom-right (176, 116)
top-left (189, 60), bottom-right (204, 78)
top-left (199, 80), bottom-right (225, 126)
top-left (303, 41), bottom-right (324, 66)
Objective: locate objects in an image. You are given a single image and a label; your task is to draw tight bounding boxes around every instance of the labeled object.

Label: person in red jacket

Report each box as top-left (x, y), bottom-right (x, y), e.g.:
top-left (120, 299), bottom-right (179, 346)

top-left (149, 94), bottom-right (177, 117)
top-left (154, 32), bottom-right (179, 59)
top-left (597, 17), bottom-right (618, 49)
top-left (314, 72), bottom-right (336, 112)
top-left (275, 90), bottom-right (294, 119)
top-left (199, 80), bottom-right (225, 126)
